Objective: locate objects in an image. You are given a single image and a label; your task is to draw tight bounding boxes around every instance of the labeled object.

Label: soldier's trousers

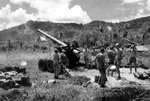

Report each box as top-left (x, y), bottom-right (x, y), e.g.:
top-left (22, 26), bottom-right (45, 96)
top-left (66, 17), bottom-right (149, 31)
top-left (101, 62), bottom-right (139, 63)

top-left (53, 62), bottom-right (60, 78)
top-left (99, 69), bottom-right (107, 86)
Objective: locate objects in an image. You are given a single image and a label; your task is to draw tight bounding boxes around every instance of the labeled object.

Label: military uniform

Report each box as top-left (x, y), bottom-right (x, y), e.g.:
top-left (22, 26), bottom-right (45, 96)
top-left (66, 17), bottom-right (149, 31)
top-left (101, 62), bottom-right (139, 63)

top-left (60, 52), bottom-right (69, 67)
top-left (53, 51), bottom-right (60, 79)
top-left (84, 48), bottom-right (90, 68)
top-left (96, 52), bottom-right (107, 87)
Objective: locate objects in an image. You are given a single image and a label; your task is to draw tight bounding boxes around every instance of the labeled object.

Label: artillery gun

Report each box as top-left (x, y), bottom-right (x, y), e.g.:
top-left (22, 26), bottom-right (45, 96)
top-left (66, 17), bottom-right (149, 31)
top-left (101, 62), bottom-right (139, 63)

top-left (37, 29), bottom-right (82, 72)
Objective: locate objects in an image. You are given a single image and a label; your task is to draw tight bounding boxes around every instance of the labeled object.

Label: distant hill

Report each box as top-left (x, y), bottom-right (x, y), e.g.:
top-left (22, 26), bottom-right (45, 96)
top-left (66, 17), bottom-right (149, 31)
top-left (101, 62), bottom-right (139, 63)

top-left (0, 16), bottom-right (150, 47)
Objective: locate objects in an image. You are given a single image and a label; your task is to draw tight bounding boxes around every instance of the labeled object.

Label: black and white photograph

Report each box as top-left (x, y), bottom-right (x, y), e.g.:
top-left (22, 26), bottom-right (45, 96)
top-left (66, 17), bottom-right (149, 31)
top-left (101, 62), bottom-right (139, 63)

top-left (0, 0), bottom-right (150, 101)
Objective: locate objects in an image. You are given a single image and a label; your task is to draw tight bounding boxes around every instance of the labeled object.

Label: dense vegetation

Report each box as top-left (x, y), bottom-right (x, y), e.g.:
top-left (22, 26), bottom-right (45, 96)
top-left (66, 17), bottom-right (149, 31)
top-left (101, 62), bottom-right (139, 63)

top-left (1, 16), bottom-right (150, 50)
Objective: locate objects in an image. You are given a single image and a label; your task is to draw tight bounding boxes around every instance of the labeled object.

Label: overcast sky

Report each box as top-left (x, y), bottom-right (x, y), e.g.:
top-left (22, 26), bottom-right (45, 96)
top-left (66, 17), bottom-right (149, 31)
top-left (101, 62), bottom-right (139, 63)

top-left (0, 0), bottom-right (150, 30)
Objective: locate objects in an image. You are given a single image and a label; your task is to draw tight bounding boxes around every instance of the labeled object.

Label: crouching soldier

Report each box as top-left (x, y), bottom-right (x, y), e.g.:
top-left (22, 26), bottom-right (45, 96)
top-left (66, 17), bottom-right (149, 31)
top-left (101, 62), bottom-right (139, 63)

top-left (60, 49), bottom-right (69, 68)
top-left (59, 49), bottom-right (71, 77)
top-left (95, 48), bottom-right (107, 87)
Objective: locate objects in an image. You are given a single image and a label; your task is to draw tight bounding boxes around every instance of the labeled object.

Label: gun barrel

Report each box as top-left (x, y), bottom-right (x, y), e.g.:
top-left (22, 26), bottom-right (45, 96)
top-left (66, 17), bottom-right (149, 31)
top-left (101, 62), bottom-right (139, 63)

top-left (38, 29), bottom-right (67, 47)
top-left (123, 37), bottom-right (139, 45)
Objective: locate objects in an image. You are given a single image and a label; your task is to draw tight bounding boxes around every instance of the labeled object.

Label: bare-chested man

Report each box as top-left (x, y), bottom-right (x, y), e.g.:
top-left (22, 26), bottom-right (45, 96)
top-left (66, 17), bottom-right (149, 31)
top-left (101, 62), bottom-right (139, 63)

top-left (107, 46), bottom-right (116, 76)
top-left (115, 43), bottom-right (123, 80)
top-left (129, 44), bottom-right (137, 74)
top-left (95, 48), bottom-right (107, 87)
top-left (107, 46), bottom-right (115, 65)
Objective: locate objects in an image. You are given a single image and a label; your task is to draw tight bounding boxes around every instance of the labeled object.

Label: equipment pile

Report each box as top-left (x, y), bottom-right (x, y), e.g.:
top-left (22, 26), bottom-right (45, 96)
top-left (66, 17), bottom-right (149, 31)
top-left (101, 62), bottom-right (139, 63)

top-left (0, 66), bottom-right (31, 90)
top-left (134, 71), bottom-right (150, 80)
top-left (68, 76), bottom-right (91, 87)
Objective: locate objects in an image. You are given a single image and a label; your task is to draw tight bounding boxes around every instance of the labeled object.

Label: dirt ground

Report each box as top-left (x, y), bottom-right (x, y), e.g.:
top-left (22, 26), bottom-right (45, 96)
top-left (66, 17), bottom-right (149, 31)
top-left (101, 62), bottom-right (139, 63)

top-left (0, 51), bottom-right (149, 90)
top-left (0, 51), bottom-right (150, 101)
top-left (68, 68), bottom-right (150, 89)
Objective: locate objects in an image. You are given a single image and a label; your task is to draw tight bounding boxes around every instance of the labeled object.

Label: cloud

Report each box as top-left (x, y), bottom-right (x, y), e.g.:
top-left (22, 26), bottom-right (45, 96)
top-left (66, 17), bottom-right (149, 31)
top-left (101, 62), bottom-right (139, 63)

top-left (106, 8), bottom-right (146, 23)
top-left (145, 0), bottom-right (150, 11)
top-left (122, 0), bottom-right (144, 4)
top-left (134, 8), bottom-right (144, 18)
top-left (120, 8), bottom-right (149, 22)
top-left (123, 0), bottom-right (150, 13)
top-left (0, 0), bottom-right (91, 30)
top-left (10, 0), bottom-right (91, 23)
top-left (0, 4), bottom-right (35, 30)
top-left (105, 19), bottom-right (121, 23)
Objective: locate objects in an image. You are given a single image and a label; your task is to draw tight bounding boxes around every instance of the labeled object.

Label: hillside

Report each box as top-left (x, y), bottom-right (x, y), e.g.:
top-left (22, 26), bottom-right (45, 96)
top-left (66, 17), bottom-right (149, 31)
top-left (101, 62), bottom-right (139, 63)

top-left (0, 16), bottom-right (150, 47)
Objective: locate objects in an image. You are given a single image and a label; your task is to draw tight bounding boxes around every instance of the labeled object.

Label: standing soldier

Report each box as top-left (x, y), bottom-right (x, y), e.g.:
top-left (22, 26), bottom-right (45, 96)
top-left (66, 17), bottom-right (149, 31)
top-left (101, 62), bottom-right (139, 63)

top-left (123, 30), bottom-right (128, 38)
top-left (53, 49), bottom-right (60, 79)
top-left (115, 43), bottom-right (123, 80)
top-left (107, 46), bottom-right (116, 76)
top-left (129, 44), bottom-right (137, 74)
top-left (84, 45), bottom-right (90, 68)
top-left (107, 46), bottom-right (115, 65)
top-left (95, 48), bottom-right (107, 87)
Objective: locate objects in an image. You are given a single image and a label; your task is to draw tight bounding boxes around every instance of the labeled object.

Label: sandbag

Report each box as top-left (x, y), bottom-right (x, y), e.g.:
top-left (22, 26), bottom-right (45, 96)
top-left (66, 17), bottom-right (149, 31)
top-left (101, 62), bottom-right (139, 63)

top-left (134, 72), bottom-right (149, 80)
top-left (142, 72), bottom-right (149, 79)
top-left (145, 71), bottom-right (150, 76)
top-left (133, 72), bottom-right (140, 79)
top-left (15, 76), bottom-right (31, 87)
top-left (0, 80), bottom-right (16, 90)
top-left (15, 68), bottom-right (26, 74)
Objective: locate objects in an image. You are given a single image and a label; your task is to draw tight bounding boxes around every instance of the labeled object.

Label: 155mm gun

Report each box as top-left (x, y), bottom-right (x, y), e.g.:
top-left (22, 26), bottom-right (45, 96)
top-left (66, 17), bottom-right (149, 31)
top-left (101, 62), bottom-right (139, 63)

top-left (37, 29), bottom-right (82, 72)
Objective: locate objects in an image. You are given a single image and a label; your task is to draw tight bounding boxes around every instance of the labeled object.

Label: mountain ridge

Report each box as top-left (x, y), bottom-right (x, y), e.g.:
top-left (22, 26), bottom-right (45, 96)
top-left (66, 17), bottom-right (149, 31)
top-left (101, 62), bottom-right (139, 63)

top-left (0, 16), bottom-right (150, 46)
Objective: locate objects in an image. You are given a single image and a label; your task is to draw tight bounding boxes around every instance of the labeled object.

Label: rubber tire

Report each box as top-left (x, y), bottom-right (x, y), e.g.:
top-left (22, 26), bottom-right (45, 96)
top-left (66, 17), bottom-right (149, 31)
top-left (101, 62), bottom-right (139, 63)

top-left (38, 59), bottom-right (46, 71)
top-left (46, 59), bottom-right (54, 73)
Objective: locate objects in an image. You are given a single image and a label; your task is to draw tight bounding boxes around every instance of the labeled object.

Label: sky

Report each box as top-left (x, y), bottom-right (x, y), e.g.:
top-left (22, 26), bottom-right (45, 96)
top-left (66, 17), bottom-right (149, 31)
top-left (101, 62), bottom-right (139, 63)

top-left (0, 0), bottom-right (150, 30)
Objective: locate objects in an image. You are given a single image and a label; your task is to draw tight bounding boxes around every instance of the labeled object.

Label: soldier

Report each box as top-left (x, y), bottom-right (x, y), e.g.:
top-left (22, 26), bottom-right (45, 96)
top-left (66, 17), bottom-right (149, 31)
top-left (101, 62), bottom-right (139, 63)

top-left (53, 49), bottom-right (60, 79)
top-left (84, 45), bottom-right (90, 68)
top-left (59, 49), bottom-right (69, 68)
top-left (59, 49), bottom-right (71, 77)
top-left (95, 48), bottom-right (107, 87)
top-left (115, 43), bottom-right (123, 80)
top-left (123, 30), bottom-right (128, 38)
top-left (107, 46), bottom-right (116, 76)
top-left (107, 46), bottom-right (115, 65)
top-left (129, 44), bottom-right (137, 74)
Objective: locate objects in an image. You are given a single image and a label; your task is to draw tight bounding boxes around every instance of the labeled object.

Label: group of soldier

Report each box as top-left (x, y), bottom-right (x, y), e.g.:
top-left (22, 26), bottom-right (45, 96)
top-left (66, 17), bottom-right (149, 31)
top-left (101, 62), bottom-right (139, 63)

top-left (53, 42), bottom-right (137, 88)
top-left (84, 43), bottom-right (137, 87)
